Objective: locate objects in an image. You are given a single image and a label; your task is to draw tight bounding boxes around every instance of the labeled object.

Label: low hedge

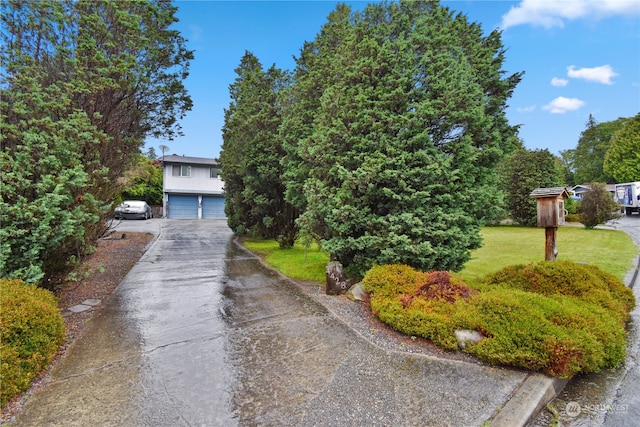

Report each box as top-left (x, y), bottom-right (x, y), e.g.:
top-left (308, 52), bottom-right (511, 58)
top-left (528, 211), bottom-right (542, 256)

top-left (479, 261), bottom-right (635, 324)
top-left (362, 261), bottom-right (635, 378)
top-left (0, 278), bottom-right (66, 407)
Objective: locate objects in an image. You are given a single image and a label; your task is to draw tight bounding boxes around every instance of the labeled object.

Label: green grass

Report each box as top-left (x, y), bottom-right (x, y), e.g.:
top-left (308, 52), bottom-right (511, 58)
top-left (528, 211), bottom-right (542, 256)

top-left (243, 225), bottom-right (638, 284)
top-left (243, 239), bottom-right (329, 283)
top-left (459, 226), bottom-right (637, 283)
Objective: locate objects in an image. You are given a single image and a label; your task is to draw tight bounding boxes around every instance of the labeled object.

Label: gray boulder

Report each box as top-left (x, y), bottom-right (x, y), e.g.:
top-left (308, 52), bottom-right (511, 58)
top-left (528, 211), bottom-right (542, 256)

top-left (346, 282), bottom-right (367, 302)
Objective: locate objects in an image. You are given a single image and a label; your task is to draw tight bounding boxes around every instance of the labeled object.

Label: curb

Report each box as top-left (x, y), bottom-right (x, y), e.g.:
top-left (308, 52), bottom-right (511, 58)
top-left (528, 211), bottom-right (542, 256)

top-left (492, 374), bottom-right (569, 427)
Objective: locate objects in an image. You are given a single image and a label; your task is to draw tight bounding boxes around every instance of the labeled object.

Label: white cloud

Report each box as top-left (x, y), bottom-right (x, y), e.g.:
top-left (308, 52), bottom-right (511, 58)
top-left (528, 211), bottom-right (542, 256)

top-left (501, 0), bottom-right (639, 30)
top-left (551, 77), bottom-right (569, 87)
top-left (189, 24), bottom-right (204, 42)
top-left (517, 105), bottom-right (536, 113)
top-left (567, 65), bottom-right (618, 84)
top-left (542, 97), bottom-right (585, 114)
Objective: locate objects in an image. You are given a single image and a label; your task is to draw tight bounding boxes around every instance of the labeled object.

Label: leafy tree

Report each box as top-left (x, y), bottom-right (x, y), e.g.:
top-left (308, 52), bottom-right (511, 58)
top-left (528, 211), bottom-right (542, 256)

top-left (1, 0), bottom-right (192, 284)
top-left (221, 52), bottom-right (299, 247)
top-left (579, 182), bottom-right (621, 229)
top-left (604, 113), bottom-right (640, 183)
top-left (498, 149), bottom-right (562, 226)
top-left (119, 154), bottom-right (163, 205)
top-left (557, 152), bottom-right (575, 186)
top-left (562, 114), bottom-right (627, 185)
top-left (146, 146), bottom-right (158, 160)
top-left (285, 1), bottom-right (522, 275)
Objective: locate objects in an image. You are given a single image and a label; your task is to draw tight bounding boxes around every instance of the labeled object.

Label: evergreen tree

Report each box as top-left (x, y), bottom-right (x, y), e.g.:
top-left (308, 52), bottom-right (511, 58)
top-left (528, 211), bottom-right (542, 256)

top-left (286, 1), bottom-right (522, 275)
top-left (498, 149), bottom-right (562, 226)
top-left (221, 52), bottom-right (299, 247)
top-left (146, 147), bottom-right (158, 160)
top-left (562, 114), bottom-right (627, 185)
top-left (603, 113), bottom-right (640, 183)
top-left (280, 4), bottom-right (354, 216)
top-left (1, 0), bottom-right (192, 283)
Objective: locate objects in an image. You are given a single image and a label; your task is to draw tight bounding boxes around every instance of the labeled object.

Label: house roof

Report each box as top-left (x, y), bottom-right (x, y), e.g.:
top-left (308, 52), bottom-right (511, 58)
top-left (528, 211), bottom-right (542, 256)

top-left (571, 184), bottom-right (591, 192)
top-left (529, 187), bottom-right (570, 199)
top-left (572, 184), bottom-right (616, 193)
top-left (161, 155), bottom-right (218, 166)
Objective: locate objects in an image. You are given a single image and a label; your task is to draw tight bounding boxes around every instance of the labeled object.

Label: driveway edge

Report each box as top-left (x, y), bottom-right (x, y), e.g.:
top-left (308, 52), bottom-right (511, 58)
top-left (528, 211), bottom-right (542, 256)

top-left (491, 374), bottom-right (568, 427)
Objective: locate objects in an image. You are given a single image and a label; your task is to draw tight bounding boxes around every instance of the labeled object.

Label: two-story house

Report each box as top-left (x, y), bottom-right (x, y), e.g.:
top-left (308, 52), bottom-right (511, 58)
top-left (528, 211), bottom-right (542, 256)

top-left (161, 155), bottom-right (225, 219)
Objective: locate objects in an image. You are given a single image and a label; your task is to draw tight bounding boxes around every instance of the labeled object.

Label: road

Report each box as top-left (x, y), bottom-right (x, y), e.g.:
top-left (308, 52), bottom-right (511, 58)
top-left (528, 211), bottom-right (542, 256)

top-left (528, 214), bottom-right (640, 427)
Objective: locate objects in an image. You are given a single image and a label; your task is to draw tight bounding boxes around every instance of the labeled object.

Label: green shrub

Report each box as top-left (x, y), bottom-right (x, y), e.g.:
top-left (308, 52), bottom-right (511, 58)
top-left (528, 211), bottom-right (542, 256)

top-left (579, 182), bottom-right (622, 228)
top-left (456, 288), bottom-right (626, 377)
top-left (362, 262), bottom-right (635, 378)
top-left (361, 264), bottom-right (426, 297)
top-left (0, 278), bottom-right (66, 407)
top-left (362, 266), bottom-right (475, 350)
top-left (481, 261), bottom-right (635, 324)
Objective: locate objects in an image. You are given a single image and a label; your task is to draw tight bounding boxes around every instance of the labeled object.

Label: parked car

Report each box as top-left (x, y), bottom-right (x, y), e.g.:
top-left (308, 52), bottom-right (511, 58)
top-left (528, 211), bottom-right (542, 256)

top-left (114, 200), bottom-right (153, 220)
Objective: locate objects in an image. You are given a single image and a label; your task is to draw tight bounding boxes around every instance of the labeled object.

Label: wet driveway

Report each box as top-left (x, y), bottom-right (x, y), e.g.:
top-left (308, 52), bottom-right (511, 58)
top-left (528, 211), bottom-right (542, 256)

top-left (9, 220), bottom-right (237, 426)
top-left (9, 219), bottom-right (527, 426)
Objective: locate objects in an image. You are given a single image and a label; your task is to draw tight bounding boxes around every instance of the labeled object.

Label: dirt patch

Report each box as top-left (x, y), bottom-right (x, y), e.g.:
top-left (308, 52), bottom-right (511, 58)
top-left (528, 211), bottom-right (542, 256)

top-left (56, 231), bottom-right (155, 341)
top-left (0, 231), bottom-right (154, 423)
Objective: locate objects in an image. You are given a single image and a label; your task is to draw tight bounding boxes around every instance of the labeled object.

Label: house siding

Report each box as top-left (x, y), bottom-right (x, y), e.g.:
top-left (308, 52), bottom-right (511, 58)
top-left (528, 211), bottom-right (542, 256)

top-left (162, 155), bottom-right (225, 219)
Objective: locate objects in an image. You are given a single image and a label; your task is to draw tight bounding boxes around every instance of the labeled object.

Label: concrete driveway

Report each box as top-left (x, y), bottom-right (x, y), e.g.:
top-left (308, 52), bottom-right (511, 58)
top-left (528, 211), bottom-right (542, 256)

top-left (9, 219), bottom-right (553, 426)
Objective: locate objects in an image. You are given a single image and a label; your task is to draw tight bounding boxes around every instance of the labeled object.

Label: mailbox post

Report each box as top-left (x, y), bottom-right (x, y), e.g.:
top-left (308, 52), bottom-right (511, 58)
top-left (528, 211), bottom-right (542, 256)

top-left (529, 187), bottom-right (570, 261)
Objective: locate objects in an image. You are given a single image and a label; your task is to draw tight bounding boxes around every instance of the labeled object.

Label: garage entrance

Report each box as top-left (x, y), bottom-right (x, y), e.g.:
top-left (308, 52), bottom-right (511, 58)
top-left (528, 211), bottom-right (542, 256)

top-left (202, 196), bottom-right (225, 219)
top-left (167, 194), bottom-right (198, 219)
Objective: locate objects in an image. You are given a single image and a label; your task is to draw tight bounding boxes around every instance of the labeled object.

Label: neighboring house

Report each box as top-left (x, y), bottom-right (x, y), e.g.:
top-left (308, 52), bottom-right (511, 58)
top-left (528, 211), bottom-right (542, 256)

top-left (570, 184), bottom-right (616, 201)
top-left (161, 155), bottom-right (225, 219)
top-left (570, 184), bottom-right (590, 200)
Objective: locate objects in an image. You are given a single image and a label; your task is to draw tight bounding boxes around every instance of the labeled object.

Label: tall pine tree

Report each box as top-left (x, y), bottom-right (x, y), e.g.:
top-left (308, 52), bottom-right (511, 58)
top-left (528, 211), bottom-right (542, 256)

top-left (221, 52), bottom-right (299, 246)
top-left (285, 0), bottom-right (522, 274)
top-left (498, 149), bottom-right (562, 226)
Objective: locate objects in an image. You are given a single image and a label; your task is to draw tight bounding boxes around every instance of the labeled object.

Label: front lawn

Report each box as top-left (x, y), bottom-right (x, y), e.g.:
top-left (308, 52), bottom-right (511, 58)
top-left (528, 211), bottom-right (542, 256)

top-left (244, 226), bottom-right (638, 285)
top-left (242, 238), bottom-right (328, 283)
top-left (459, 226), bottom-right (637, 283)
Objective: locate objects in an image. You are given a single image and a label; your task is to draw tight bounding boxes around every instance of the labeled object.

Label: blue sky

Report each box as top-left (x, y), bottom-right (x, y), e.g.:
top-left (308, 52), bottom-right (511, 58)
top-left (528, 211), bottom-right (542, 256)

top-left (148, 0), bottom-right (640, 159)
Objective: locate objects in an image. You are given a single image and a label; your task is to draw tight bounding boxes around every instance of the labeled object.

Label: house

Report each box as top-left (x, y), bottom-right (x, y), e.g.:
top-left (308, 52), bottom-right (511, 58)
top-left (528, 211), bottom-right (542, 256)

top-left (161, 155), bottom-right (225, 219)
top-left (570, 184), bottom-right (616, 200)
top-left (570, 184), bottom-right (591, 200)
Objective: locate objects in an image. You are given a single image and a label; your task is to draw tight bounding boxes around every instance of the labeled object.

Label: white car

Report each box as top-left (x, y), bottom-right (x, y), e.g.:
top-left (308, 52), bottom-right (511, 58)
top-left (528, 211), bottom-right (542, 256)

top-left (114, 200), bottom-right (152, 220)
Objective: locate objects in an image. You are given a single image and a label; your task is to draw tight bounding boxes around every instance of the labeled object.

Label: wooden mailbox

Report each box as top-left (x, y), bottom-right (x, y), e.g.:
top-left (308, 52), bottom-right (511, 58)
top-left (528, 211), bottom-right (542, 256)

top-left (530, 187), bottom-right (569, 227)
top-left (530, 187), bottom-right (570, 260)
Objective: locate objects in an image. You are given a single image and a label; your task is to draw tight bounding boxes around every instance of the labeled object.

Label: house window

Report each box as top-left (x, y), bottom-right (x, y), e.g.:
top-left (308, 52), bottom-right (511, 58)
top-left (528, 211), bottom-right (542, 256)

top-left (172, 165), bottom-right (191, 177)
top-left (210, 167), bottom-right (220, 178)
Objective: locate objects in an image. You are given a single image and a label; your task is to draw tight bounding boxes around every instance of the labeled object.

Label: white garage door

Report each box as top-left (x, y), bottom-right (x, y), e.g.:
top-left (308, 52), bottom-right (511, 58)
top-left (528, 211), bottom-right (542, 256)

top-left (168, 194), bottom-right (198, 219)
top-left (202, 196), bottom-right (226, 219)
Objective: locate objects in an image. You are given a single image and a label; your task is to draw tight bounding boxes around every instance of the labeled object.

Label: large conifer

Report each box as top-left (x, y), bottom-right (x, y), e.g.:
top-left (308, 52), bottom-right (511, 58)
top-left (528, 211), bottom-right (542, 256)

top-left (285, 0), bottom-right (522, 274)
